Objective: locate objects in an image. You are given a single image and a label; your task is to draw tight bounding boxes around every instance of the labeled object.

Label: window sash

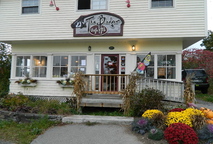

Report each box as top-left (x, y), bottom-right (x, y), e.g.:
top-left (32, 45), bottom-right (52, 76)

top-left (78, 0), bottom-right (107, 10)
top-left (32, 56), bottom-right (47, 77)
top-left (16, 56), bottom-right (31, 77)
top-left (22, 0), bottom-right (39, 14)
top-left (152, 0), bottom-right (173, 8)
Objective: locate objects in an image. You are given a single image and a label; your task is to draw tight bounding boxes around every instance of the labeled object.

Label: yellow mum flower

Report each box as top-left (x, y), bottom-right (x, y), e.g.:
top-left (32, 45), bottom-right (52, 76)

top-left (142, 109), bottom-right (163, 119)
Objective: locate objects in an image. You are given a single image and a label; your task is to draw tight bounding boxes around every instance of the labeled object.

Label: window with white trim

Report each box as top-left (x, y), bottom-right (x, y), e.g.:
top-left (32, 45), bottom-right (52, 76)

top-left (53, 56), bottom-right (68, 78)
top-left (32, 56), bottom-right (47, 77)
top-left (16, 56), bottom-right (31, 77)
top-left (71, 56), bottom-right (87, 74)
top-left (78, 0), bottom-right (107, 10)
top-left (157, 55), bottom-right (176, 79)
top-left (22, 0), bottom-right (39, 14)
top-left (151, 0), bottom-right (173, 8)
top-left (137, 55), bottom-right (154, 78)
top-left (52, 55), bottom-right (87, 78)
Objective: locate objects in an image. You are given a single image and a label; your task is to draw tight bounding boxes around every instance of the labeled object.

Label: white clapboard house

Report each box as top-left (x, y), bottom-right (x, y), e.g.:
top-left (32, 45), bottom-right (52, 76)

top-left (0, 0), bottom-right (207, 105)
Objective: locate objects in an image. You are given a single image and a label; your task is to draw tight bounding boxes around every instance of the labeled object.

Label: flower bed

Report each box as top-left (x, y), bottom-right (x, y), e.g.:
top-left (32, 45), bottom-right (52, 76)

top-left (132, 107), bottom-right (213, 144)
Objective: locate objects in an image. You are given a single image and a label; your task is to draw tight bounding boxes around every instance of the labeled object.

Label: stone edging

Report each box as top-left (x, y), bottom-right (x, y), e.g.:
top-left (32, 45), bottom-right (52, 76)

top-left (0, 109), bottom-right (63, 122)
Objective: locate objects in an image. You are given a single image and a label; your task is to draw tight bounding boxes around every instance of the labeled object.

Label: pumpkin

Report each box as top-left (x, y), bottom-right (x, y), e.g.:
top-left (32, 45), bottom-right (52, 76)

top-left (206, 119), bottom-right (213, 124)
top-left (201, 108), bottom-right (213, 119)
top-left (206, 110), bottom-right (213, 119)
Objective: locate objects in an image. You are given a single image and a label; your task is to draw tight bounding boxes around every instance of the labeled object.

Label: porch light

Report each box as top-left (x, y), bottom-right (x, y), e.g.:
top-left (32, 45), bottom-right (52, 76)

top-left (88, 46), bottom-right (91, 51)
top-left (132, 45), bottom-right (136, 51)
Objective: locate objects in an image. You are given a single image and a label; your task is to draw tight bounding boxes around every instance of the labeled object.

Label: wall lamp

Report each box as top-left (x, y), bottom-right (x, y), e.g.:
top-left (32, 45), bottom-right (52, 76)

top-left (132, 45), bottom-right (136, 51)
top-left (88, 46), bottom-right (91, 51)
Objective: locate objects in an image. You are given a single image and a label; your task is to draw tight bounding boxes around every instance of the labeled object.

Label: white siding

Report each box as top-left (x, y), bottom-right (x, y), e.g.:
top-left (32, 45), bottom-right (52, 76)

top-left (0, 0), bottom-right (207, 41)
top-left (10, 80), bottom-right (75, 97)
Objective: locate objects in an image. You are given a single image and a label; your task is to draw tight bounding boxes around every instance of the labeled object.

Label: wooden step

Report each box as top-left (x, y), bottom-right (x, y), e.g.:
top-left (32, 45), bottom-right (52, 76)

top-left (80, 94), bottom-right (123, 108)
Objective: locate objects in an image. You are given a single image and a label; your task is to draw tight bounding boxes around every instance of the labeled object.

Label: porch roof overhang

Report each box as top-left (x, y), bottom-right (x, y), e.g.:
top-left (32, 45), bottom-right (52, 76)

top-left (4, 36), bottom-right (205, 50)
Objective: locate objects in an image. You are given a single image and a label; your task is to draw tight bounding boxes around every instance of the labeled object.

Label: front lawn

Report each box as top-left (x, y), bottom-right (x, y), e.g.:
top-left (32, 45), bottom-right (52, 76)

top-left (0, 117), bottom-right (60, 144)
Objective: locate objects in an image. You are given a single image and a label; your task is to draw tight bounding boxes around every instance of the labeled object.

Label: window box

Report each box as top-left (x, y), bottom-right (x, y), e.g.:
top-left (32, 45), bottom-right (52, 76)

top-left (59, 84), bottom-right (74, 88)
top-left (20, 83), bottom-right (37, 87)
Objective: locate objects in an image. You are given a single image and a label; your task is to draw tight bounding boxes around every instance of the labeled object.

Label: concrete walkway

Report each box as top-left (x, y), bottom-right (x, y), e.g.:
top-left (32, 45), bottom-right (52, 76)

top-left (31, 115), bottom-right (142, 144)
top-left (31, 123), bottom-right (144, 144)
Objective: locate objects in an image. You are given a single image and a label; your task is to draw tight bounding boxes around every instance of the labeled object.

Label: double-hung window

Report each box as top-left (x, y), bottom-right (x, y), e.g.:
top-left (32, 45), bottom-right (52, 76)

top-left (151, 0), bottom-right (173, 8)
top-left (78, 0), bottom-right (107, 10)
top-left (32, 56), bottom-right (47, 77)
top-left (137, 55), bottom-right (154, 78)
top-left (16, 56), bottom-right (31, 77)
top-left (52, 55), bottom-right (87, 78)
top-left (53, 56), bottom-right (68, 78)
top-left (71, 56), bottom-right (87, 74)
top-left (22, 0), bottom-right (39, 14)
top-left (157, 55), bottom-right (176, 79)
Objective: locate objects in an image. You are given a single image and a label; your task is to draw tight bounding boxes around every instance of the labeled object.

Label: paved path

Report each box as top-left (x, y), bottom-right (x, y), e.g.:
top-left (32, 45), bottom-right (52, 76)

top-left (31, 124), bottom-right (143, 144)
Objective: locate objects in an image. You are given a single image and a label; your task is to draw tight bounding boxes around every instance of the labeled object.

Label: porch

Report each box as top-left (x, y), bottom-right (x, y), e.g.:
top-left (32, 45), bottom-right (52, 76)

top-left (79, 74), bottom-right (184, 108)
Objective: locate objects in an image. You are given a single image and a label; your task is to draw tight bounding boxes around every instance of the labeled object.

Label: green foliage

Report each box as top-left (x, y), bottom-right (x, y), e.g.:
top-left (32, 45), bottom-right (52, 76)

top-left (201, 31), bottom-right (213, 51)
top-left (148, 128), bottom-right (164, 141)
top-left (196, 93), bottom-right (213, 103)
top-left (131, 117), bottom-right (154, 135)
top-left (128, 88), bottom-right (165, 117)
top-left (0, 43), bottom-right (11, 98)
top-left (197, 124), bottom-right (213, 143)
top-left (0, 93), bottom-right (29, 111)
top-left (0, 117), bottom-right (60, 144)
top-left (182, 49), bottom-right (213, 80)
top-left (0, 93), bottom-right (77, 115)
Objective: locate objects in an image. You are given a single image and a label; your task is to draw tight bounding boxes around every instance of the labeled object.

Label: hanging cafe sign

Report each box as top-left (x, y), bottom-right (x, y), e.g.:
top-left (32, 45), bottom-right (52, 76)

top-left (71, 12), bottom-right (124, 37)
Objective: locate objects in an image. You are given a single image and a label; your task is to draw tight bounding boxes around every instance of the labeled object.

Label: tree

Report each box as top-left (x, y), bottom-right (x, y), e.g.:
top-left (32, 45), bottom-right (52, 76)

top-left (201, 31), bottom-right (213, 51)
top-left (182, 49), bottom-right (213, 79)
top-left (0, 42), bottom-right (11, 97)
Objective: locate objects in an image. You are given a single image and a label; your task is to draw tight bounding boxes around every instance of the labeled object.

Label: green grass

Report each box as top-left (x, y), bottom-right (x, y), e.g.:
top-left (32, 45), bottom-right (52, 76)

top-left (0, 116), bottom-right (60, 144)
top-left (195, 93), bottom-right (213, 103)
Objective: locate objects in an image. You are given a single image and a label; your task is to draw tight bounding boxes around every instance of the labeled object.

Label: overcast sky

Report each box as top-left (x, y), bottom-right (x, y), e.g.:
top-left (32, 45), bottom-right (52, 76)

top-left (187, 0), bottom-right (213, 49)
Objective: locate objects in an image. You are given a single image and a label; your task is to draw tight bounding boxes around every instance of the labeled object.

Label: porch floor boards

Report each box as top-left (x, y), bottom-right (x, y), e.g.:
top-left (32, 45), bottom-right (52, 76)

top-left (80, 94), bottom-right (123, 108)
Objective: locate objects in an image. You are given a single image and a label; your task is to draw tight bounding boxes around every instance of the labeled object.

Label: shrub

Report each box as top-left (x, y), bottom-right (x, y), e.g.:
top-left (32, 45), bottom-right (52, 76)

top-left (166, 108), bottom-right (205, 127)
top-left (164, 123), bottom-right (198, 144)
top-left (0, 93), bottom-right (29, 111)
top-left (0, 93), bottom-right (77, 115)
top-left (128, 88), bottom-right (165, 117)
top-left (142, 109), bottom-right (163, 119)
top-left (169, 108), bottom-right (185, 112)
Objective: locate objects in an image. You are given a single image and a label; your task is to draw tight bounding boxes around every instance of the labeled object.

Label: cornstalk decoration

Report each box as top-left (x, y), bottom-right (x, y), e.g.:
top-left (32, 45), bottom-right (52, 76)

top-left (183, 75), bottom-right (195, 105)
top-left (122, 72), bottom-right (141, 115)
top-left (73, 72), bottom-right (85, 112)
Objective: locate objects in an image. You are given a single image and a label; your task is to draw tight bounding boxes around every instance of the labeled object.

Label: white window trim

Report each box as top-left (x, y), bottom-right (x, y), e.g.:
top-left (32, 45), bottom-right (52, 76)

top-left (21, 0), bottom-right (40, 14)
top-left (150, 0), bottom-right (174, 9)
top-left (77, 0), bottom-right (108, 11)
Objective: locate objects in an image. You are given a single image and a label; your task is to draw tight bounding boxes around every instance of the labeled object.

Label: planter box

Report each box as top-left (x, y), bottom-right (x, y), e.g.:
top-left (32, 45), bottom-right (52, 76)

top-left (20, 83), bottom-right (37, 87)
top-left (59, 85), bottom-right (74, 88)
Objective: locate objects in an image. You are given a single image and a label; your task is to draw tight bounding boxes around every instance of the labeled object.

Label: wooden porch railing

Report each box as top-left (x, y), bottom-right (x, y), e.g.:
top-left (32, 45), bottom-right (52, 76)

top-left (81, 74), bottom-right (184, 102)
top-left (136, 78), bottom-right (184, 102)
top-left (82, 74), bottom-right (130, 94)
